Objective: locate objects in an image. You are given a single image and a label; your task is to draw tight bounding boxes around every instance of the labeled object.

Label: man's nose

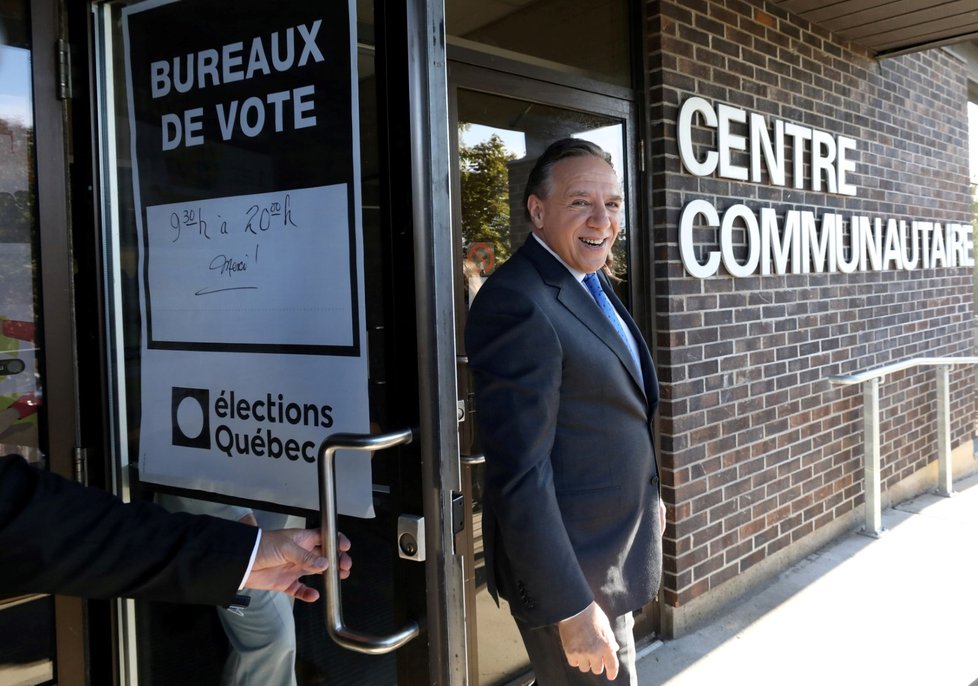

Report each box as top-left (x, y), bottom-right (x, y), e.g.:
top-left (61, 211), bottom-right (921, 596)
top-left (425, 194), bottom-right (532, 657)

top-left (589, 204), bottom-right (611, 228)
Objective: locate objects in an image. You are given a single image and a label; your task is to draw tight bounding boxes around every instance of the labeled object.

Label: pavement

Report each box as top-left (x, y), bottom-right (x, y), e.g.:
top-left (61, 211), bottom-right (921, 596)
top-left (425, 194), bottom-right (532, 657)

top-left (636, 471), bottom-right (978, 686)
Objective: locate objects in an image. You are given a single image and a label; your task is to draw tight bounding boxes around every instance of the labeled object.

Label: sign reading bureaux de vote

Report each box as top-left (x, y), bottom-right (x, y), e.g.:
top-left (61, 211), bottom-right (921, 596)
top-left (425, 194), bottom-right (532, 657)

top-left (676, 96), bottom-right (975, 279)
top-left (122, 0), bottom-right (372, 515)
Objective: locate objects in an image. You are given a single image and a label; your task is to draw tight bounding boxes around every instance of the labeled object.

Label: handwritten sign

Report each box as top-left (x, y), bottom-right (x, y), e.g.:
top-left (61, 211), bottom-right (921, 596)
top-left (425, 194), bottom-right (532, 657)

top-left (144, 185), bottom-right (354, 351)
top-left (123, 0), bottom-right (372, 515)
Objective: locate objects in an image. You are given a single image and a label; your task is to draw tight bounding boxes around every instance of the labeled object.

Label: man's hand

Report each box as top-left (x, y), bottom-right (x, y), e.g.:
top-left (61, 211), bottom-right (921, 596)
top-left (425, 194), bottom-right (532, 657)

top-left (245, 529), bottom-right (352, 603)
top-left (558, 601), bottom-right (620, 680)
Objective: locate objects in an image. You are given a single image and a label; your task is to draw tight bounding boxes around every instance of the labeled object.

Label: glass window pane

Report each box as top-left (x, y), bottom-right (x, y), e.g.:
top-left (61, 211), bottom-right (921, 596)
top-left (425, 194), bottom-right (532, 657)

top-left (0, 2), bottom-right (56, 683)
top-left (0, 1), bottom-right (43, 462)
top-left (969, 101), bottom-right (977, 185)
top-left (457, 90), bottom-right (627, 307)
top-left (0, 596), bottom-right (55, 684)
top-left (455, 89), bottom-right (627, 684)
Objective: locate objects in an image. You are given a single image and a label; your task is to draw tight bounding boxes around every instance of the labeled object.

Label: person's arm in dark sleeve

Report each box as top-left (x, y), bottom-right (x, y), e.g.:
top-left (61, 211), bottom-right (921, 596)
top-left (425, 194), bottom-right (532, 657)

top-left (0, 454), bottom-right (255, 605)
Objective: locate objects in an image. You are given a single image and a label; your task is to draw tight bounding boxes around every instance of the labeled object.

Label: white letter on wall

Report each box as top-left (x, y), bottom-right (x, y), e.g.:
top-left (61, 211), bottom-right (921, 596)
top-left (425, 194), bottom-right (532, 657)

top-left (811, 130), bottom-right (837, 193)
top-left (678, 97), bottom-right (719, 177)
top-left (836, 214), bottom-right (860, 274)
top-left (717, 103), bottom-right (749, 181)
top-left (960, 224), bottom-right (975, 267)
top-left (761, 209), bottom-right (799, 275)
top-left (806, 211), bottom-right (835, 272)
top-left (784, 122), bottom-right (813, 190)
top-left (720, 204), bottom-right (760, 277)
top-left (882, 218), bottom-right (905, 270)
top-left (837, 136), bottom-right (857, 196)
top-left (750, 113), bottom-right (785, 187)
top-left (679, 199), bottom-right (722, 278)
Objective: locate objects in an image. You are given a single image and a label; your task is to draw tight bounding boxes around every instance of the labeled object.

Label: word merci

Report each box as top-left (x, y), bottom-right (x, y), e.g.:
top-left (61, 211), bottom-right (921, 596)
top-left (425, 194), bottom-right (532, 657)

top-left (676, 96), bottom-right (974, 278)
top-left (149, 21), bottom-right (324, 149)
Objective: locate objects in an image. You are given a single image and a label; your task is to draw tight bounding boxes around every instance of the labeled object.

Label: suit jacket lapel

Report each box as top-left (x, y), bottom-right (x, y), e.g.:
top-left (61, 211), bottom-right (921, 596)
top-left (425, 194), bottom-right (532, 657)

top-left (521, 238), bottom-right (647, 397)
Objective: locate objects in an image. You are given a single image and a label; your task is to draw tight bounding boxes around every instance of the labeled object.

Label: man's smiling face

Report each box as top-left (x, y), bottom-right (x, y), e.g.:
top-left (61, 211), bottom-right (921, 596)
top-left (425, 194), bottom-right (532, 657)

top-left (527, 154), bottom-right (622, 274)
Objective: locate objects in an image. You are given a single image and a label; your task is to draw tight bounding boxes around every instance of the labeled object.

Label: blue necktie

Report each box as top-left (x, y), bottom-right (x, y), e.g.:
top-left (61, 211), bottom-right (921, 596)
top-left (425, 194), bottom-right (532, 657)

top-left (583, 272), bottom-right (641, 371)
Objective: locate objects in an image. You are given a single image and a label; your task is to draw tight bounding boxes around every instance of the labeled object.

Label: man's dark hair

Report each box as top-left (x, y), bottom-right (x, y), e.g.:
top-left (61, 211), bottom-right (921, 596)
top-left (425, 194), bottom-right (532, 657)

top-left (522, 138), bottom-right (614, 223)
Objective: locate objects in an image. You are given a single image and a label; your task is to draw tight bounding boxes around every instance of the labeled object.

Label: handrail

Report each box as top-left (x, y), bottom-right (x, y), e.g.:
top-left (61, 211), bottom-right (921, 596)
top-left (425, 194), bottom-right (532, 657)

top-left (828, 356), bottom-right (978, 386)
top-left (828, 355), bottom-right (978, 536)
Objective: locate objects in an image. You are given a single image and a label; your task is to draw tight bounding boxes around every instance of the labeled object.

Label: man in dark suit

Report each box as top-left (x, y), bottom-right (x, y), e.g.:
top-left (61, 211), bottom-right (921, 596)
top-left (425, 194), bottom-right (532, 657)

top-left (0, 453), bottom-right (351, 605)
top-left (466, 138), bottom-right (664, 684)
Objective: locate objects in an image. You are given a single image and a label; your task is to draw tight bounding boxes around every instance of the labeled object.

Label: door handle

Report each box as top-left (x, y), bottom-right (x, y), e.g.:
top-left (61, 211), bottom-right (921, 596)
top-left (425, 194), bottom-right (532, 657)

top-left (318, 428), bottom-right (421, 655)
top-left (460, 452), bottom-right (485, 466)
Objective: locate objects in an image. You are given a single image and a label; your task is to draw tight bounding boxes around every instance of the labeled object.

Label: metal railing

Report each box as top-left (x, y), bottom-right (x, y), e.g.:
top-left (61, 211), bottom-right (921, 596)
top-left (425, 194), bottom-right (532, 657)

top-left (828, 356), bottom-right (978, 537)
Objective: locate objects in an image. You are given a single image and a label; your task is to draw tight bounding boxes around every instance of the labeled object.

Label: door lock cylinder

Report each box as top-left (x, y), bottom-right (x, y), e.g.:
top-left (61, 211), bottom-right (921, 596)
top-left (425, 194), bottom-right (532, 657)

top-left (397, 514), bottom-right (425, 562)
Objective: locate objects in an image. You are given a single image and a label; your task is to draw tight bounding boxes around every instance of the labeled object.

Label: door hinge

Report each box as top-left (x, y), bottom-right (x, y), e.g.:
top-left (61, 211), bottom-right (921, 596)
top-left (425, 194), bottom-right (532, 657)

top-left (73, 447), bottom-right (88, 486)
top-left (56, 39), bottom-right (72, 100)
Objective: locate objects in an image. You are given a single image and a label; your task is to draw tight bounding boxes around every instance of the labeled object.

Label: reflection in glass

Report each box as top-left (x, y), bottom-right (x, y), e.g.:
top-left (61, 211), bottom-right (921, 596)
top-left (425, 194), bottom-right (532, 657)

top-left (0, 19), bottom-right (42, 462)
top-left (457, 93), bottom-right (625, 309)
top-left (0, 3), bottom-right (56, 684)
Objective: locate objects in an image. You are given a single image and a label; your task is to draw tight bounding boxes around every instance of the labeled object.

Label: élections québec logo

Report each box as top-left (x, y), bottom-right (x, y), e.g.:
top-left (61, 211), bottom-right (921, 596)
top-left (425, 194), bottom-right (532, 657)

top-left (171, 386), bottom-right (333, 462)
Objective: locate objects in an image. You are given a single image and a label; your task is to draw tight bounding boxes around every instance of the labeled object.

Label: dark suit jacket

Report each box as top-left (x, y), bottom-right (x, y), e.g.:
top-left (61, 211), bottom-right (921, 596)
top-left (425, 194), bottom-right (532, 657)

top-left (0, 454), bottom-right (256, 605)
top-left (466, 237), bottom-right (662, 628)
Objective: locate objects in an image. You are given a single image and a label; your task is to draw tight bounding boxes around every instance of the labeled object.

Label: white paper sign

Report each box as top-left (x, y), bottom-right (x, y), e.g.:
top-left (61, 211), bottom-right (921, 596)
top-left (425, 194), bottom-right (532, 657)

top-left (137, 348), bottom-right (372, 516)
top-left (123, 0), bottom-right (372, 516)
top-left (145, 186), bottom-right (354, 348)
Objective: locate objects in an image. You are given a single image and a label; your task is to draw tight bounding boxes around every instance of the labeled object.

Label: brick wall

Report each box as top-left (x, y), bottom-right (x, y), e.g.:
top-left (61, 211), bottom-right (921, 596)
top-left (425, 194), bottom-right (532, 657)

top-left (646, 0), bottom-right (975, 615)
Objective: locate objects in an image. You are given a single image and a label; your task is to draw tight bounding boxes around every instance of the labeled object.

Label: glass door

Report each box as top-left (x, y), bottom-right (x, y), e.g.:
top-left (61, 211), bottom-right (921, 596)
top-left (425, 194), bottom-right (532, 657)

top-left (92, 1), bottom-right (455, 684)
top-left (0, 4), bottom-right (54, 683)
top-left (0, 0), bottom-right (86, 683)
top-left (449, 64), bottom-right (640, 685)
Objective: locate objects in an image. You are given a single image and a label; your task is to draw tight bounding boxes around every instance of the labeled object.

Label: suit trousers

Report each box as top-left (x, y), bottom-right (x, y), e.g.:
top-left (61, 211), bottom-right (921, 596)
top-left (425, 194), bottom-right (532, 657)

top-left (219, 588), bottom-right (296, 686)
top-left (217, 510), bottom-right (304, 686)
top-left (516, 611), bottom-right (637, 686)
top-left (159, 495), bottom-right (303, 686)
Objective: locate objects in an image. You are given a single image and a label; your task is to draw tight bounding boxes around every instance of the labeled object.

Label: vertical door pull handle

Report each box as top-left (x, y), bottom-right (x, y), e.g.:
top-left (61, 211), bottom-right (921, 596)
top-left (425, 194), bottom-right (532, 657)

top-left (318, 429), bottom-right (421, 654)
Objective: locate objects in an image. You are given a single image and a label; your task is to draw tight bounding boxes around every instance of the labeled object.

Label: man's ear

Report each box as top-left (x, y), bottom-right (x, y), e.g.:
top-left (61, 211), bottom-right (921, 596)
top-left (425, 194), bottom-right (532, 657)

top-left (527, 195), bottom-right (544, 228)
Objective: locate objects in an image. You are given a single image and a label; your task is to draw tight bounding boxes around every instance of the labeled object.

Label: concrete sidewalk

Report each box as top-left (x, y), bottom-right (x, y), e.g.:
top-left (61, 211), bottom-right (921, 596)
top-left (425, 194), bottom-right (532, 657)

top-left (637, 471), bottom-right (978, 686)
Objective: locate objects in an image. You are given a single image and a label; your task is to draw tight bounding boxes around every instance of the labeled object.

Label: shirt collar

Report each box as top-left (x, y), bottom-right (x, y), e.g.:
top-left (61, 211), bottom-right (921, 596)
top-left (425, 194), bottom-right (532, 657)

top-left (531, 233), bottom-right (587, 283)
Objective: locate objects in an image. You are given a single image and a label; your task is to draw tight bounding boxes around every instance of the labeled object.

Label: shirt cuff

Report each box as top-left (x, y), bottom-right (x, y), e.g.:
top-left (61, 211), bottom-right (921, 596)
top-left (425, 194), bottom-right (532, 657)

top-left (558, 601), bottom-right (592, 624)
top-left (238, 529), bottom-right (262, 590)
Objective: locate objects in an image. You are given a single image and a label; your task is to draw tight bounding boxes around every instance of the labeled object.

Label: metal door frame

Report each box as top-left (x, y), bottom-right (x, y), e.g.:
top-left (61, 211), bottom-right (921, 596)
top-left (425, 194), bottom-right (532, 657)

top-left (30, 0), bottom-right (88, 682)
top-left (446, 58), bottom-right (644, 310)
top-left (446, 57), bottom-right (645, 685)
top-left (404, 1), bottom-right (468, 684)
